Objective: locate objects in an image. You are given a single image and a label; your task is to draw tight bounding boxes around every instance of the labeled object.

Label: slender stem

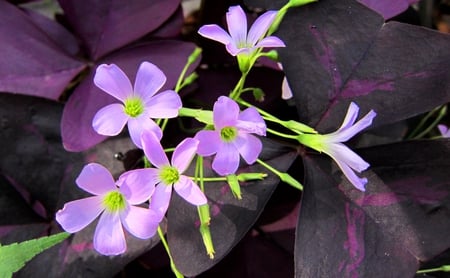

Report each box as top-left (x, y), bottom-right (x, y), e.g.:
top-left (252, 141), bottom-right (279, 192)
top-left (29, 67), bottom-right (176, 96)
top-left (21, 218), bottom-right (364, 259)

top-left (157, 226), bottom-right (184, 278)
top-left (408, 106), bottom-right (443, 139)
top-left (237, 98), bottom-right (279, 121)
top-left (267, 127), bottom-right (299, 140)
top-left (413, 106), bottom-right (447, 139)
top-left (229, 72), bottom-right (248, 100)
top-left (256, 158), bottom-right (282, 176)
top-left (188, 176), bottom-right (228, 182)
top-left (417, 265), bottom-right (450, 274)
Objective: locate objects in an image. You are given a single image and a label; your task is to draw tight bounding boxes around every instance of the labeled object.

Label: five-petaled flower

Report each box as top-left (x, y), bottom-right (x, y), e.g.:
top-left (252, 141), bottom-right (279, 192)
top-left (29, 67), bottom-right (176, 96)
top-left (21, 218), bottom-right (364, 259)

top-left (118, 131), bottom-right (207, 222)
top-left (195, 96), bottom-right (266, 176)
top-left (438, 124), bottom-right (450, 138)
top-left (297, 102), bottom-right (376, 191)
top-left (92, 61), bottom-right (182, 148)
top-left (56, 163), bottom-right (159, 255)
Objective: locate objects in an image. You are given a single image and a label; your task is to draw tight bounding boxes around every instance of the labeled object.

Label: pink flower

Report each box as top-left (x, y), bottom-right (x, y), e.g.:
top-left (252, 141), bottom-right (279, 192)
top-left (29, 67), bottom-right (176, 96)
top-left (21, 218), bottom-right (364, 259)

top-left (195, 96), bottom-right (266, 176)
top-left (56, 163), bottom-right (159, 255)
top-left (92, 61), bottom-right (182, 148)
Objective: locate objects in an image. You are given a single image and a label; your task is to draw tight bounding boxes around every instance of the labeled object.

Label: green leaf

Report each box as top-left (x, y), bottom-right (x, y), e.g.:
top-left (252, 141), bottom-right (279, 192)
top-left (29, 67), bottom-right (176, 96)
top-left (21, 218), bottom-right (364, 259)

top-left (0, 232), bottom-right (70, 277)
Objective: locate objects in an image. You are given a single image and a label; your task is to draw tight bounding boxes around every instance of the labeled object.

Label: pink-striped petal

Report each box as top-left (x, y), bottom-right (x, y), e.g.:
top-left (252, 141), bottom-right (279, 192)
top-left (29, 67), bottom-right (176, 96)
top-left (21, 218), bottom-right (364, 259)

top-left (76, 163), bottom-right (117, 195)
top-left (56, 196), bottom-right (104, 233)
top-left (121, 206), bottom-right (159, 239)
top-left (195, 130), bottom-right (221, 156)
top-left (172, 138), bottom-right (199, 173)
top-left (94, 64), bottom-right (132, 102)
top-left (214, 96), bottom-right (239, 128)
top-left (234, 133), bottom-right (262, 164)
top-left (141, 131), bottom-right (169, 167)
top-left (212, 143), bottom-right (240, 176)
top-left (254, 36), bottom-right (286, 48)
top-left (134, 62), bottom-right (166, 101)
top-left (237, 107), bottom-right (266, 136)
top-left (198, 24), bottom-right (232, 45)
top-left (174, 176), bottom-right (207, 206)
top-left (128, 116), bottom-right (162, 149)
top-left (118, 168), bottom-right (159, 204)
top-left (93, 212), bottom-right (126, 255)
top-left (247, 10), bottom-right (277, 45)
top-left (149, 183), bottom-right (173, 221)
top-left (226, 6), bottom-right (247, 45)
top-left (145, 90), bottom-right (181, 119)
top-left (92, 103), bottom-right (129, 136)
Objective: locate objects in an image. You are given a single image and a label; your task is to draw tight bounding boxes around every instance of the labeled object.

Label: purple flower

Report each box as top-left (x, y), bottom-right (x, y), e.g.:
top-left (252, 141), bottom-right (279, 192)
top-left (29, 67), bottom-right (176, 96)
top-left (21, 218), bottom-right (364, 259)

top-left (198, 5), bottom-right (285, 57)
top-left (298, 102), bottom-right (376, 191)
top-left (118, 132), bottom-right (207, 221)
top-left (195, 96), bottom-right (266, 176)
top-left (438, 124), bottom-right (450, 138)
top-left (56, 163), bottom-right (158, 255)
top-left (92, 61), bottom-right (182, 148)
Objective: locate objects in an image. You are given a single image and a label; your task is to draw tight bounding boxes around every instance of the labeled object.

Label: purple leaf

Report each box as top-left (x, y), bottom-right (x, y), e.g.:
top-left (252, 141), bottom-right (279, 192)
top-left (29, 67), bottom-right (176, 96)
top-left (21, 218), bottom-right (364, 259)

top-left (296, 140), bottom-right (450, 277)
top-left (0, 1), bottom-right (85, 100)
top-left (58, 0), bottom-right (181, 60)
top-left (357, 0), bottom-right (420, 20)
top-left (61, 40), bottom-right (200, 152)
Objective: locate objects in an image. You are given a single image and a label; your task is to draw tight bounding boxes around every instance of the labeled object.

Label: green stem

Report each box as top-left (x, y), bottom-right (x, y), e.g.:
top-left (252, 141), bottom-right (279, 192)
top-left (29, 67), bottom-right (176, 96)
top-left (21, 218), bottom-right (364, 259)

top-left (413, 105), bottom-right (447, 139)
top-left (157, 226), bottom-right (184, 278)
top-left (229, 72), bottom-right (248, 100)
top-left (417, 265), bottom-right (450, 274)
top-left (256, 159), bottom-right (303, 190)
top-left (267, 127), bottom-right (299, 140)
top-left (408, 105), bottom-right (446, 139)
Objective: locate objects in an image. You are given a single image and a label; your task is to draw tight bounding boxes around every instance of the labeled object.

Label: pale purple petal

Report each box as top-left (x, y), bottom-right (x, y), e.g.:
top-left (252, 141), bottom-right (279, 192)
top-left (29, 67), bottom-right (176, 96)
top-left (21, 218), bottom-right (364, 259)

top-left (121, 206), bottom-right (159, 239)
top-left (438, 124), bottom-right (450, 137)
top-left (236, 107), bottom-right (266, 136)
top-left (117, 168), bottom-right (160, 204)
top-left (76, 163), bottom-right (117, 195)
top-left (325, 143), bottom-right (370, 172)
top-left (226, 6), bottom-right (247, 45)
top-left (172, 138), bottom-right (199, 173)
top-left (174, 176), bottom-right (207, 206)
top-left (212, 143), bottom-right (240, 176)
top-left (254, 36), bottom-right (286, 48)
top-left (149, 184), bottom-right (173, 221)
top-left (337, 102), bottom-right (360, 131)
top-left (56, 196), bottom-right (104, 233)
top-left (145, 90), bottom-right (182, 119)
top-left (93, 212), bottom-right (126, 255)
top-left (328, 110), bottom-right (376, 142)
top-left (194, 130), bottom-right (221, 156)
top-left (92, 103), bottom-right (129, 136)
top-left (333, 157), bottom-right (368, 191)
top-left (247, 10), bottom-right (277, 45)
top-left (234, 133), bottom-right (262, 164)
top-left (128, 116), bottom-right (162, 149)
top-left (225, 42), bottom-right (244, 56)
top-left (94, 64), bottom-right (132, 102)
top-left (141, 131), bottom-right (169, 167)
top-left (134, 62), bottom-right (167, 101)
top-left (198, 24), bottom-right (232, 45)
top-left (214, 96), bottom-right (239, 128)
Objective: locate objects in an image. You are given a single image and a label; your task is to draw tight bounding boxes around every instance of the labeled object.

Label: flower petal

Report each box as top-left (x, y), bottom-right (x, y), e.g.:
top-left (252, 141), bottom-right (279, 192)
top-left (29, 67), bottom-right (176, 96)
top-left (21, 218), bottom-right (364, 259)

top-left (145, 90), bottom-right (182, 119)
top-left (438, 124), bottom-right (450, 137)
top-left (141, 131), bottom-right (169, 167)
top-left (56, 196), bottom-right (104, 233)
top-left (214, 96), bottom-right (239, 128)
top-left (237, 107), bottom-right (266, 136)
top-left (198, 24), bottom-right (232, 45)
top-left (94, 64), bottom-right (132, 102)
top-left (234, 133), bottom-right (262, 164)
top-left (93, 212), bottom-right (126, 255)
top-left (121, 206), bottom-right (159, 239)
top-left (149, 183), bottom-right (173, 221)
top-left (226, 5), bottom-right (247, 45)
top-left (128, 117), bottom-right (162, 149)
top-left (76, 163), bottom-right (117, 195)
top-left (194, 130), bottom-right (221, 156)
top-left (247, 10), bottom-right (277, 45)
top-left (333, 157), bottom-right (368, 191)
top-left (337, 102), bottom-right (360, 131)
top-left (172, 138), bottom-right (199, 173)
top-left (134, 62), bottom-right (167, 101)
top-left (324, 143), bottom-right (370, 173)
top-left (174, 176), bottom-right (207, 206)
top-left (92, 103), bottom-right (129, 136)
top-left (117, 168), bottom-right (159, 204)
top-left (329, 110), bottom-right (377, 142)
top-left (254, 36), bottom-right (286, 48)
top-left (212, 143), bottom-right (240, 176)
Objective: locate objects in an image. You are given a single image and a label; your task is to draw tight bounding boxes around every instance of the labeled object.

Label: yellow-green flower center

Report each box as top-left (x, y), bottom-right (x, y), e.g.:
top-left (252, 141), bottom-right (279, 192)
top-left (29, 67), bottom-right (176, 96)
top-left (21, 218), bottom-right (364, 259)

top-left (159, 166), bottom-right (180, 185)
top-left (220, 126), bottom-right (238, 142)
top-left (103, 191), bottom-right (126, 213)
top-left (124, 97), bottom-right (144, 117)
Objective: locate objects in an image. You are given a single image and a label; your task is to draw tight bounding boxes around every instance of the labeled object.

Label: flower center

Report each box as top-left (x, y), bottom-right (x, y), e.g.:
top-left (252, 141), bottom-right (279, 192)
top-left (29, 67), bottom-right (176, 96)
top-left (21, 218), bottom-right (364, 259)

top-left (124, 97), bottom-right (144, 117)
top-left (159, 166), bottom-right (180, 185)
top-left (103, 191), bottom-right (126, 213)
top-left (220, 126), bottom-right (238, 142)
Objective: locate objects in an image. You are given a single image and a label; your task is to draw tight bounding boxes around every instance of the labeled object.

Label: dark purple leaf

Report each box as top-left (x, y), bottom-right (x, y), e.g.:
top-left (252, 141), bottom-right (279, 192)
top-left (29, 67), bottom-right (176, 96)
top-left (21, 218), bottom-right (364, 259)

top-left (58, 0), bottom-right (181, 60)
top-left (296, 140), bottom-right (450, 277)
top-left (61, 40), bottom-right (200, 152)
top-left (357, 0), bottom-right (420, 20)
top-left (167, 139), bottom-right (298, 276)
top-left (0, 1), bottom-right (85, 100)
top-left (148, 5), bottom-right (184, 39)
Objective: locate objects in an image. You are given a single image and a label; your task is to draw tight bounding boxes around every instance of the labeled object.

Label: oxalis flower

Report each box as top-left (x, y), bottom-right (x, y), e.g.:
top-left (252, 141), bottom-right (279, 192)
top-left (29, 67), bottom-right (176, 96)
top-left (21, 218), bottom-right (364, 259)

top-left (56, 163), bottom-right (159, 255)
top-left (93, 61), bottom-right (182, 148)
top-left (118, 131), bottom-right (207, 221)
top-left (198, 5), bottom-right (285, 69)
top-left (438, 124), bottom-right (450, 138)
top-left (195, 96), bottom-right (266, 176)
top-left (297, 102), bottom-right (377, 191)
